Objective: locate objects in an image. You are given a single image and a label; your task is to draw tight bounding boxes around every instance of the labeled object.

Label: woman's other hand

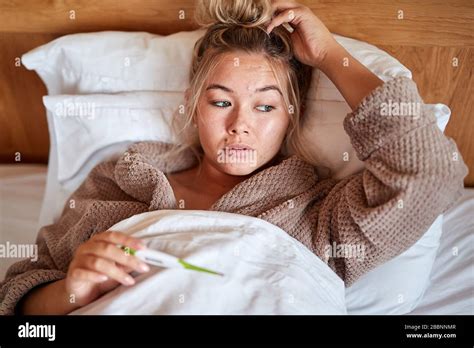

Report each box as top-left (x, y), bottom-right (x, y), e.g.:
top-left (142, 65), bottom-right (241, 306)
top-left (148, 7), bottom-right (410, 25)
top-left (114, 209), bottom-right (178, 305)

top-left (266, 0), bottom-right (338, 68)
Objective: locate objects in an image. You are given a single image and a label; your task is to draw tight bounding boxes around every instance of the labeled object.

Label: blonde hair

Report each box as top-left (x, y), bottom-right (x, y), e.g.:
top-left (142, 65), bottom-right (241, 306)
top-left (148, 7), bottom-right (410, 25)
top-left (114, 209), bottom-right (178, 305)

top-left (163, 0), bottom-right (315, 169)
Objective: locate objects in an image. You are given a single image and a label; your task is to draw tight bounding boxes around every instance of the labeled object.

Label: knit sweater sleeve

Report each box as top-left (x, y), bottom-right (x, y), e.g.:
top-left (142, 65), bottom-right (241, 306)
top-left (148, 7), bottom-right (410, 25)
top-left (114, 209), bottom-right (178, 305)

top-left (0, 161), bottom-right (148, 315)
top-left (314, 76), bottom-right (468, 286)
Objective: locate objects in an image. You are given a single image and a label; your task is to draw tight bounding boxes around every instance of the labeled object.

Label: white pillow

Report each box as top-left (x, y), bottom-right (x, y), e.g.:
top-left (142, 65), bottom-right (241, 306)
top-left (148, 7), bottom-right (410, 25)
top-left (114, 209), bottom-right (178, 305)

top-left (43, 91), bottom-right (181, 182)
top-left (23, 30), bottom-right (450, 315)
top-left (346, 215), bottom-right (444, 314)
top-left (21, 30), bottom-right (205, 94)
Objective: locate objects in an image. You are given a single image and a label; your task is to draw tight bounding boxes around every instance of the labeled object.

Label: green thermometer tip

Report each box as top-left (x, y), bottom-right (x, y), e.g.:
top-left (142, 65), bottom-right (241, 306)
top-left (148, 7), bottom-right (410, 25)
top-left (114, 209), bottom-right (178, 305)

top-left (178, 259), bottom-right (224, 277)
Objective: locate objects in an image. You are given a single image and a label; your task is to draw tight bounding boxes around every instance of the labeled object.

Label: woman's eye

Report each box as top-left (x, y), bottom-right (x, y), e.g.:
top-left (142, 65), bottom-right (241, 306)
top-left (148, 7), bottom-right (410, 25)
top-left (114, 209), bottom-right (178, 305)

top-left (212, 101), bottom-right (231, 108)
top-left (210, 101), bottom-right (274, 112)
top-left (256, 105), bottom-right (275, 112)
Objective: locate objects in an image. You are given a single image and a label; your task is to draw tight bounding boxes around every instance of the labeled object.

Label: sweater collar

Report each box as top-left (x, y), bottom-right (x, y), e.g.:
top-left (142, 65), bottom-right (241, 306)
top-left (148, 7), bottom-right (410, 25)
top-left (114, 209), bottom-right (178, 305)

top-left (114, 141), bottom-right (318, 213)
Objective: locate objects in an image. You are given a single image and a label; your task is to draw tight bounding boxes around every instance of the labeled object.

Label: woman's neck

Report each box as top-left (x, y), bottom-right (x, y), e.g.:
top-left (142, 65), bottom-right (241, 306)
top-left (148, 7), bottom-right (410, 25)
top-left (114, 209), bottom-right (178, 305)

top-left (193, 156), bottom-right (251, 196)
top-left (194, 152), bottom-right (285, 194)
top-left (170, 152), bottom-right (285, 200)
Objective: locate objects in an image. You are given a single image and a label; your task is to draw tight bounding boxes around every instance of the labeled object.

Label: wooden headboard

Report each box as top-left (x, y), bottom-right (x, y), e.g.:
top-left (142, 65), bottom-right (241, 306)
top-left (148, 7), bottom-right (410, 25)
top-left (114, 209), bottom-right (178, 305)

top-left (1, 0), bottom-right (473, 185)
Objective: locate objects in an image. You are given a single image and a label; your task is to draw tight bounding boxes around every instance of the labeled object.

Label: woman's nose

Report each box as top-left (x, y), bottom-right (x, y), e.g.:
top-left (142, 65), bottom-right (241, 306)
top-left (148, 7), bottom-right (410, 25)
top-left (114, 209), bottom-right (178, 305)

top-left (228, 109), bottom-right (250, 135)
top-left (231, 128), bottom-right (249, 135)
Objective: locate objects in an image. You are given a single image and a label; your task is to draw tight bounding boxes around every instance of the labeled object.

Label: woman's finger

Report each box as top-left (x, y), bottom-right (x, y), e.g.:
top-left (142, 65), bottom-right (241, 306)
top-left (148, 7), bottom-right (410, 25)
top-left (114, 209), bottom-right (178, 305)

top-left (266, 8), bottom-right (300, 34)
top-left (85, 241), bottom-right (150, 274)
top-left (80, 255), bottom-right (136, 286)
top-left (69, 267), bottom-right (109, 283)
top-left (117, 264), bottom-right (134, 274)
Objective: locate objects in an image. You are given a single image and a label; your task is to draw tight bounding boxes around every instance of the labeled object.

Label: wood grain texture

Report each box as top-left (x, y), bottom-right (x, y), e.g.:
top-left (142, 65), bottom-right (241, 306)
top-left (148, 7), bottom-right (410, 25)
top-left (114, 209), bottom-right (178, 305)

top-left (1, 0), bottom-right (472, 46)
top-left (0, 33), bottom-right (56, 163)
top-left (0, 0), bottom-right (472, 185)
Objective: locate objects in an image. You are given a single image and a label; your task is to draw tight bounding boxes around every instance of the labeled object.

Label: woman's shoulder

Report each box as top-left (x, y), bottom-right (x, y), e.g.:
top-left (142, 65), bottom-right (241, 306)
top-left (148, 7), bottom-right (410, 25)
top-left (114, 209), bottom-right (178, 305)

top-left (125, 140), bottom-right (177, 155)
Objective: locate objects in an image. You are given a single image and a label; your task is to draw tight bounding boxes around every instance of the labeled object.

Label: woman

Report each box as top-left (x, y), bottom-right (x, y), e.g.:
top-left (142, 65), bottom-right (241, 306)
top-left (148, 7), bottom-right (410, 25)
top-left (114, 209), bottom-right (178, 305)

top-left (0, 0), bottom-right (467, 315)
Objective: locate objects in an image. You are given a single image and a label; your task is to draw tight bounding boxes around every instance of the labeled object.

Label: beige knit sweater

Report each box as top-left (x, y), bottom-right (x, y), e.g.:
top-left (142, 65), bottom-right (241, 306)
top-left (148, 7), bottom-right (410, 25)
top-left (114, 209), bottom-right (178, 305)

top-left (0, 77), bottom-right (468, 315)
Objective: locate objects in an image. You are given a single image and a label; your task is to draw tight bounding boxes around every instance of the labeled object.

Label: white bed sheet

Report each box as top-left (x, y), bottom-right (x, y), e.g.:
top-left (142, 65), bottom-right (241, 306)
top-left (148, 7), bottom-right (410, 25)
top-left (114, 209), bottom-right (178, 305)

top-left (0, 164), bottom-right (472, 314)
top-left (0, 165), bottom-right (47, 280)
top-left (409, 188), bottom-right (474, 315)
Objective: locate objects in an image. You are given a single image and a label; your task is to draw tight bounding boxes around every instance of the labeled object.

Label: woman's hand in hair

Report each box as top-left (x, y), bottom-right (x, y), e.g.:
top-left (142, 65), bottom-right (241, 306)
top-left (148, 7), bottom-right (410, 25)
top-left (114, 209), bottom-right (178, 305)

top-left (266, 0), bottom-right (339, 69)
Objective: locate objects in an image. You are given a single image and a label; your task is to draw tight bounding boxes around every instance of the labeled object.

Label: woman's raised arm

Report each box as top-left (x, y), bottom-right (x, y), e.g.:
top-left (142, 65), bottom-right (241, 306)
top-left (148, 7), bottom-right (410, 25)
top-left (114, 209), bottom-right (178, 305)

top-left (312, 76), bottom-right (468, 285)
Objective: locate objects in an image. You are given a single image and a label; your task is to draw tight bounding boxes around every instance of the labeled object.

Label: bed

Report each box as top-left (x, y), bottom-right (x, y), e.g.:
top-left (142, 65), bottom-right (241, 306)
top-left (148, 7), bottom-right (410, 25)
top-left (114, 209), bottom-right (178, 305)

top-left (1, 164), bottom-right (472, 314)
top-left (0, 0), bottom-right (472, 315)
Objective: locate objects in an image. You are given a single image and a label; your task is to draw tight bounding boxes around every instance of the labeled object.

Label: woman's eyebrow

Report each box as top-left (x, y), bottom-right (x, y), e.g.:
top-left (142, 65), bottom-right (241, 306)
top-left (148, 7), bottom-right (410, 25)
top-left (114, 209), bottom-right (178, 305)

top-left (206, 83), bottom-right (282, 96)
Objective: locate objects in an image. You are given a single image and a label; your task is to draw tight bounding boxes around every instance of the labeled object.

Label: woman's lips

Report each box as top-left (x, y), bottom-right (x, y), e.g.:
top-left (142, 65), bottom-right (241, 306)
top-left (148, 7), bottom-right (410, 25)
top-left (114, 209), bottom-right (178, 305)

top-left (225, 143), bottom-right (254, 151)
top-left (218, 144), bottom-right (258, 166)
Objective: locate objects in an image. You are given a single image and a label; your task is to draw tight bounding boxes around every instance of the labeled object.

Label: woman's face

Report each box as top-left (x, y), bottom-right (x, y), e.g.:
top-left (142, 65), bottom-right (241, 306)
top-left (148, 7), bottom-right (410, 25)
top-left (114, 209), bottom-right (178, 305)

top-left (195, 51), bottom-right (290, 176)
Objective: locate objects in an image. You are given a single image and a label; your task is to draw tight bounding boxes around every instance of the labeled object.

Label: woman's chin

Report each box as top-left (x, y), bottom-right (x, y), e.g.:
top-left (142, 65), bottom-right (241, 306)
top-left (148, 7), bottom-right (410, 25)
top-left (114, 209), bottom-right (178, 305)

top-left (219, 163), bottom-right (259, 176)
top-left (214, 149), bottom-right (260, 176)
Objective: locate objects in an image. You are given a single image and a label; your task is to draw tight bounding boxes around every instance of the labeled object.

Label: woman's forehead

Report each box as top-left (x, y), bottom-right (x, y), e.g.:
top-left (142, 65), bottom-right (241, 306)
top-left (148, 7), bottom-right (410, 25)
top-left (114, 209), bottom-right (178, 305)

top-left (209, 52), bottom-right (280, 88)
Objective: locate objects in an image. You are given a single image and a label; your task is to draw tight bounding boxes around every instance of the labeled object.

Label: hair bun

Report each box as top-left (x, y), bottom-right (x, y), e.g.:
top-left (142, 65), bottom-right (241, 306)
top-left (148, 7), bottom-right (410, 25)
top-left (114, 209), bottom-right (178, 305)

top-left (195, 0), bottom-right (273, 28)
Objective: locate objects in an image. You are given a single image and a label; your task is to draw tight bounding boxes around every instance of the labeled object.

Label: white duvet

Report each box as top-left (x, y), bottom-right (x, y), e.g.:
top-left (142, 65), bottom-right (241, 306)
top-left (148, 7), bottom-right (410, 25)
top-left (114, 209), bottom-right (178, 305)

top-left (70, 210), bottom-right (346, 315)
